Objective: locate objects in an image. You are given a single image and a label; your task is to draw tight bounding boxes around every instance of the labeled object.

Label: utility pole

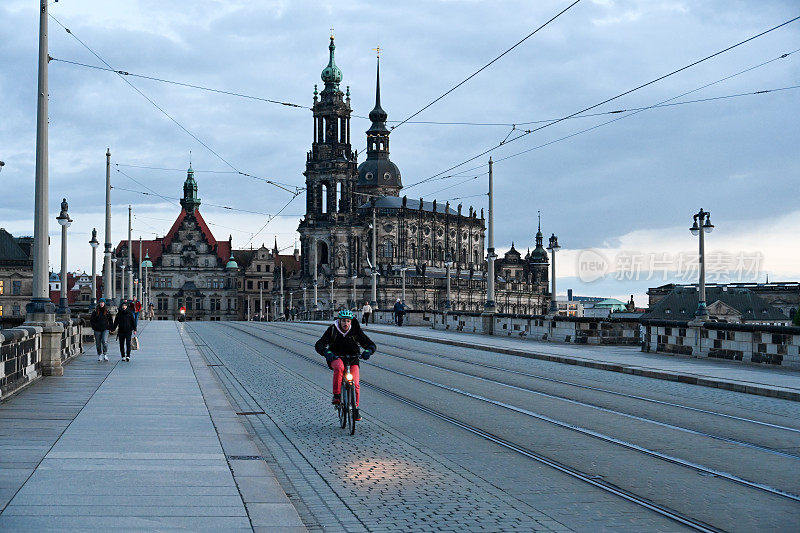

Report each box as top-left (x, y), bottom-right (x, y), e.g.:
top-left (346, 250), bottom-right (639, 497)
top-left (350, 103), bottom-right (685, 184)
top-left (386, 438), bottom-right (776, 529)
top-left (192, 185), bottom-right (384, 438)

top-left (26, 0), bottom-right (55, 321)
top-left (330, 276), bottom-right (335, 315)
top-left (103, 149), bottom-right (112, 305)
top-left (481, 158), bottom-right (497, 334)
top-left (371, 203), bottom-right (377, 307)
top-left (137, 237), bottom-right (143, 303)
top-left (111, 257), bottom-right (116, 303)
top-left (280, 261), bottom-right (285, 318)
top-left (127, 206), bottom-right (133, 301)
top-left (351, 274), bottom-right (357, 309)
top-left (259, 281), bottom-right (263, 321)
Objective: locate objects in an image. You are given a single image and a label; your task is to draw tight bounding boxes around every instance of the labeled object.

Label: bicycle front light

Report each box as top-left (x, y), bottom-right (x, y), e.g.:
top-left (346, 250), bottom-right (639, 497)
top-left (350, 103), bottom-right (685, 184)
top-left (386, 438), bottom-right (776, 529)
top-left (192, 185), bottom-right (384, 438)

top-left (345, 372), bottom-right (353, 382)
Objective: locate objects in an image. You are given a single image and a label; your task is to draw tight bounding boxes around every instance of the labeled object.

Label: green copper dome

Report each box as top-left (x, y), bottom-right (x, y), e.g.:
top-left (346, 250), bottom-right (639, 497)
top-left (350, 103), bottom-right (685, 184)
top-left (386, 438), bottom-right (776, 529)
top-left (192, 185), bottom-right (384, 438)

top-left (226, 253), bottom-right (238, 270)
top-left (321, 36), bottom-right (342, 87)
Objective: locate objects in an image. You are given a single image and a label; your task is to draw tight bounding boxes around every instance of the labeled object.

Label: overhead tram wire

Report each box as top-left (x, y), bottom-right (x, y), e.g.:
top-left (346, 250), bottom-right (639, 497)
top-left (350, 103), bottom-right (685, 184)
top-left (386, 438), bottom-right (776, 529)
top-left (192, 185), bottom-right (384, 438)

top-left (390, 0), bottom-right (583, 132)
top-left (48, 57), bottom-right (309, 109)
top-left (114, 163), bottom-right (300, 190)
top-left (416, 50), bottom-right (800, 187)
top-left (404, 15), bottom-right (800, 191)
top-left (48, 15), bottom-right (300, 196)
top-left (110, 185), bottom-right (292, 217)
top-left (243, 192), bottom-right (303, 249)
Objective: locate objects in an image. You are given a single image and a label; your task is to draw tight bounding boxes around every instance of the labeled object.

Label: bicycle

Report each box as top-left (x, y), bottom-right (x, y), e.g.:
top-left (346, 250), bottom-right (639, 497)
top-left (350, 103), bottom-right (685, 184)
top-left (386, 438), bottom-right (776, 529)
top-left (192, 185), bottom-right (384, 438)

top-left (336, 361), bottom-right (358, 435)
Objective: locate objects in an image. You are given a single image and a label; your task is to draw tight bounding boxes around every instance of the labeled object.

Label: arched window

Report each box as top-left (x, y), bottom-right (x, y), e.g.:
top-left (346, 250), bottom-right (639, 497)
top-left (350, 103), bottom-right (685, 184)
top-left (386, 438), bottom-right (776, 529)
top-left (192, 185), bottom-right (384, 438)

top-left (460, 248), bottom-right (467, 264)
top-left (424, 244), bottom-right (431, 261)
top-left (436, 245), bottom-right (443, 262)
top-left (410, 242), bottom-right (417, 260)
top-left (318, 241), bottom-right (329, 265)
top-left (320, 183), bottom-right (328, 214)
top-left (473, 250), bottom-right (479, 265)
top-left (382, 240), bottom-right (393, 258)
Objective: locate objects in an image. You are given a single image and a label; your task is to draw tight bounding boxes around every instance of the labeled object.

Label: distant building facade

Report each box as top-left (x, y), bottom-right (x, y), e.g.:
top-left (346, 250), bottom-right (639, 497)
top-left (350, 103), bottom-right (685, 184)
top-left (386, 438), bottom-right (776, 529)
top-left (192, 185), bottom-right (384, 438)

top-left (0, 229), bottom-right (33, 320)
top-left (648, 283), bottom-right (798, 321)
top-left (643, 285), bottom-right (789, 325)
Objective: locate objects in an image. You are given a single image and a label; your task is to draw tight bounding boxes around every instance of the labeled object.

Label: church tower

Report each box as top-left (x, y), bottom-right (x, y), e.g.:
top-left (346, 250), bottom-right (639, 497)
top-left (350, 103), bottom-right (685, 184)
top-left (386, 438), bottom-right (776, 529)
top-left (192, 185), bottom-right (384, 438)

top-left (298, 36), bottom-right (359, 281)
top-left (529, 212), bottom-right (549, 285)
top-left (303, 35), bottom-right (358, 221)
top-left (356, 57), bottom-right (402, 197)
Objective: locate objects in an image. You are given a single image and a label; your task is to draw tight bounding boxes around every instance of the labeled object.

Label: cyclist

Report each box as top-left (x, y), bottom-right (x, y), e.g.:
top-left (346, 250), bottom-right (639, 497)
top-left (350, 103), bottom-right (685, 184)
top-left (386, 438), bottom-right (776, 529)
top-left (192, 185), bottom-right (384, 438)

top-left (315, 309), bottom-right (376, 421)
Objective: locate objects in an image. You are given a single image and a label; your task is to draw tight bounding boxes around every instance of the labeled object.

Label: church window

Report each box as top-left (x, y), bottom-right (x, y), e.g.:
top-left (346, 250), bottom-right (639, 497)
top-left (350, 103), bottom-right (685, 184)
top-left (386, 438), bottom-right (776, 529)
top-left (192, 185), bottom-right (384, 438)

top-left (335, 182), bottom-right (341, 212)
top-left (382, 241), bottom-right (394, 258)
top-left (186, 298), bottom-right (193, 311)
top-left (365, 172), bottom-right (374, 181)
top-left (437, 228), bottom-right (444, 237)
top-left (423, 227), bottom-right (430, 236)
top-left (424, 244), bottom-right (431, 260)
top-left (461, 248), bottom-right (467, 263)
top-left (474, 250), bottom-right (479, 265)
top-left (410, 243), bottom-right (417, 259)
top-left (321, 183), bottom-right (328, 213)
top-left (436, 245), bottom-right (443, 261)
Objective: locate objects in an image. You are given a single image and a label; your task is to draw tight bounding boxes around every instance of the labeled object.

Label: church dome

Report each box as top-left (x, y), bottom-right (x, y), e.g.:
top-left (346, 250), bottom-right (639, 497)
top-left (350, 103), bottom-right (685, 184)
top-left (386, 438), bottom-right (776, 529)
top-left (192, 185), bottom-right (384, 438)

top-left (357, 158), bottom-right (402, 189)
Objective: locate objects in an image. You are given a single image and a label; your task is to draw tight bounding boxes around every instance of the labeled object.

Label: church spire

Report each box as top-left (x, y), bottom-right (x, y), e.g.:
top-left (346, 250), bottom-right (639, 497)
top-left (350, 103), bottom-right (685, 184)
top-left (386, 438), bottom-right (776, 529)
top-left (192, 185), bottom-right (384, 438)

top-left (320, 35), bottom-right (343, 96)
top-left (366, 56), bottom-right (390, 154)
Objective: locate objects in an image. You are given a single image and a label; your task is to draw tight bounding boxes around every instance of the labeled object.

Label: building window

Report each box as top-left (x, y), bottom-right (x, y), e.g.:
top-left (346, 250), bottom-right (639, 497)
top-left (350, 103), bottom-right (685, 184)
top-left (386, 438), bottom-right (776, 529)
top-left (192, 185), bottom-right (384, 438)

top-left (382, 241), bottom-right (393, 258)
top-left (186, 298), bottom-right (193, 311)
top-left (256, 265), bottom-right (261, 272)
top-left (170, 259), bottom-right (175, 266)
top-left (196, 297), bottom-right (203, 310)
top-left (12, 280), bottom-right (21, 295)
top-left (12, 305), bottom-right (20, 316)
top-left (229, 299), bottom-right (236, 310)
top-left (266, 265), bottom-right (270, 273)
top-left (0, 305), bottom-right (3, 316)
top-left (247, 280), bottom-right (253, 290)
top-left (0, 280), bottom-right (3, 294)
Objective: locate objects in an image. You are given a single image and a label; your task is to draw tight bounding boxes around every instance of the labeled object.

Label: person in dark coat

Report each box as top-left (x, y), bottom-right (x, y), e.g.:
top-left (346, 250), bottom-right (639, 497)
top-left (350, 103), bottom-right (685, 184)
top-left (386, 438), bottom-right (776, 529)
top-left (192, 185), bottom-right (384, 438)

top-left (393, 299), bottom-right (406, 326)
top-left (112, 301), bottom-right (137, 361)
top-left (315, 309), bottom-right (376, 421)
top-left (90, 298), bottom-right (113, 361)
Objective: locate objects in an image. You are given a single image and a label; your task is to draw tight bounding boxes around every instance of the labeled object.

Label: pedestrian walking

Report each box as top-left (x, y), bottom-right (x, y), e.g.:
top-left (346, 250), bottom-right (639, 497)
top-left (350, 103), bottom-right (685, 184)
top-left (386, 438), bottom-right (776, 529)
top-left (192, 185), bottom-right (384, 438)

top-left (133, 298), bottom-right (142, 328)
top-left (393, 298), bottom-right (406, 326)
top-left (90, 298), bottom-right (112, 361)
top-left (147, 302), bottom-right (155, 320)
top-left (112, 300), bottom-right (137, 362)
top-left (361, 301), bottom-right (372, 325)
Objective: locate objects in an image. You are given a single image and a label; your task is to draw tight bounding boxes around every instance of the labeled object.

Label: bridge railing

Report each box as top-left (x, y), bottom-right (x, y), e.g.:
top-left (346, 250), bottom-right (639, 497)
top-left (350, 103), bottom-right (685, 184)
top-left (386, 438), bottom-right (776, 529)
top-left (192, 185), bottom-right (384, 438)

top-left (1, 319), bottom-right (84, 401)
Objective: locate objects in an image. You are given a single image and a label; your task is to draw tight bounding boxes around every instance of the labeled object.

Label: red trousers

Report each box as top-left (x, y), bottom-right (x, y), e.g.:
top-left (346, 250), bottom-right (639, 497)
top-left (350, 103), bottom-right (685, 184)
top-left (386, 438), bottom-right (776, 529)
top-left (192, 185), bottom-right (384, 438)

top-left (331, 358), bottom-right (360, 407)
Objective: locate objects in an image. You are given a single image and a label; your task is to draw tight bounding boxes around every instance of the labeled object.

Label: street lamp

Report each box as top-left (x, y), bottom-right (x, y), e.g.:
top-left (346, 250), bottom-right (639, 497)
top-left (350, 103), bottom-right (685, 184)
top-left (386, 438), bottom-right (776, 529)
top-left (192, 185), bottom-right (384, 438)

top-left (141, 252), bottom-right (153, 317)
top-left (301, 283), bottom-right (307, 317)
top-left (400, 263), bottom-right (408, 304)
top-left (690, 208), bottom-right (714, 319)
top-left (55, 198), bottom-right (72, 316)
top-left (120, 262), bottom-right (126, 303)
top-left (444, 253), bottom-right (453, 310)
top-left (546, 233), bottom-right (561, 314)
top-left (111, 256), bottom-right (117, 303)
top-left (89, 228), bottom-right (99, 311)
top-left (351, 274), bottom-right (357, 309)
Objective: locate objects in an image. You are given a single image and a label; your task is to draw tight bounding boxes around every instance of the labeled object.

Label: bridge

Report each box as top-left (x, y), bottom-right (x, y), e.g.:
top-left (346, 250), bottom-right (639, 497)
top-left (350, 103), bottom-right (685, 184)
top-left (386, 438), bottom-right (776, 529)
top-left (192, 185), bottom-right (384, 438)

top-left (1, 320), bottom-right (799, 531)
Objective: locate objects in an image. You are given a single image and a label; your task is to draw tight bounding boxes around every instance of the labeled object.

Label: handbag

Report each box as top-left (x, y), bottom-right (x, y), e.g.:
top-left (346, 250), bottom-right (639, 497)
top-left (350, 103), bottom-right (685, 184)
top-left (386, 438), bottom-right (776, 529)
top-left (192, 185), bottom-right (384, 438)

top-left (131, 333), bottom-right (140, 351)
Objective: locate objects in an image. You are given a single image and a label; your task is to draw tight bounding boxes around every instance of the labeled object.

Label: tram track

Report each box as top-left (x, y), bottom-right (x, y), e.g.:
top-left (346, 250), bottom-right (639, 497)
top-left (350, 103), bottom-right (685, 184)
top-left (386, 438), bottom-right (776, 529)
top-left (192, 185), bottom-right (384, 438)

top-left (276, 321), bottom-right (800, 460)
top-left (206, 321), bottom-right (800, 531)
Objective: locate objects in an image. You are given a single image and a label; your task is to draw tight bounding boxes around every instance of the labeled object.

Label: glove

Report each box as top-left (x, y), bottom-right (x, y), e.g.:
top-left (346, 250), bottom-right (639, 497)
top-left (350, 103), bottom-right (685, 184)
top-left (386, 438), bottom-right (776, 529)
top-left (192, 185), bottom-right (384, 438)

top-left (324, 350), bottom-right (336, 365)
top-left (361, 349), bottom-right (372, 360)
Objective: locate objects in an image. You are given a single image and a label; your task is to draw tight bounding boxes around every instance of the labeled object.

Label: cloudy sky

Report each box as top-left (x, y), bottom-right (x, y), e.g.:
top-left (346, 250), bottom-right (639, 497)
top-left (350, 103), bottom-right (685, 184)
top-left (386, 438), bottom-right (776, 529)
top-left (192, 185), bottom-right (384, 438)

top-left (2, 0), bottom-right (798, 305)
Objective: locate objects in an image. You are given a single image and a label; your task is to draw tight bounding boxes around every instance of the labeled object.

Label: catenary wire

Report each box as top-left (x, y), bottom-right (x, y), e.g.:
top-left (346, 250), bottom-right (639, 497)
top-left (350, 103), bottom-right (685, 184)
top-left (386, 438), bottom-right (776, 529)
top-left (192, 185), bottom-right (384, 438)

top-left (391, 0), bottom-right (583, 131)
top-left (404, 16), bottom-right (800, 190)
top-left (114, 163), bottom-right (300, 190)
top-left (48, 15), bottom-right (299, 196)
top-left (110, 185), bottom-right (292, 217)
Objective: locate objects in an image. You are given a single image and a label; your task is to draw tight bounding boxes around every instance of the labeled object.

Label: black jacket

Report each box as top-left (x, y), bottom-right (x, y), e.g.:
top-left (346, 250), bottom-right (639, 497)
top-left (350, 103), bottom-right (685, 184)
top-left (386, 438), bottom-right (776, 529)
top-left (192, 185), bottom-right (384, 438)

top-left (112, 308), bottom-right (137, 335)
top-left (315, 320), bottom-right (376, 365)
top-left (90, 308), bottom-right (113, 331)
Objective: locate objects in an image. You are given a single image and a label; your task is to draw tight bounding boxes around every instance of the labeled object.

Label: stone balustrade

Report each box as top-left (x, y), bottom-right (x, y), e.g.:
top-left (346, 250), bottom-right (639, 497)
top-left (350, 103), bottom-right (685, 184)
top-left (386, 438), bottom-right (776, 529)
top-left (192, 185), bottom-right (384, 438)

top-left (642, 320), bottom-right (800, 369)
top-left (1, 319), bottom-right (84, 401)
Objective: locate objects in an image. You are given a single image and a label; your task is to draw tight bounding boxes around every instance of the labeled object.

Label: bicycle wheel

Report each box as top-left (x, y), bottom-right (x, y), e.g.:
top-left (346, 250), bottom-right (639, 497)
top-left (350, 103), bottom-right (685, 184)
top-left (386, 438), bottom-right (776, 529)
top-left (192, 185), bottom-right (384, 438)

top-left (348, 383), bottom-right (357, 435)
top-left (338, 378), bottom-right (347, 429)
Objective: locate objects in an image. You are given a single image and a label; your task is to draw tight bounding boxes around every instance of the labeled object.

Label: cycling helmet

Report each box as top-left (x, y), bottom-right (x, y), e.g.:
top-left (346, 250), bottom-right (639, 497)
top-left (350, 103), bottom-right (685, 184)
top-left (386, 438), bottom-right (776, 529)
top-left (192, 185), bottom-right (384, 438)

top-left (337, 309), bottom-right (354, 319)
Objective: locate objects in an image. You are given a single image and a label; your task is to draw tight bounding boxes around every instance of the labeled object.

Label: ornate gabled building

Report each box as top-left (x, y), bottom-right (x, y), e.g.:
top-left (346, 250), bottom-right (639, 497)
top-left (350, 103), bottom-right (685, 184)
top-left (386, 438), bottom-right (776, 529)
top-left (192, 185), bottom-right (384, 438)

top-left (296, 38), bottom-right (549, 312)
top-left (115, 167), bottom-right (239, 320)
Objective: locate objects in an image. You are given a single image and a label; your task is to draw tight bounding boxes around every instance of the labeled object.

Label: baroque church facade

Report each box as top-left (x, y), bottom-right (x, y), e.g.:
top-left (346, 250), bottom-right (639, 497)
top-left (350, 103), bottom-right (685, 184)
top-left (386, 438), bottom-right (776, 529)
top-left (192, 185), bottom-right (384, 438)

top-left (296, 37), bottom-right (551, 314)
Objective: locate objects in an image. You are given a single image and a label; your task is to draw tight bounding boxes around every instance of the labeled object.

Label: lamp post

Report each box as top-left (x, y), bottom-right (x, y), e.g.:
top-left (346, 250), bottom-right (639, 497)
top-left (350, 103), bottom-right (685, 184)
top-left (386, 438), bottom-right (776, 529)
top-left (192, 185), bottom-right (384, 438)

top-left (547, 233), bottom-right (561, 314)
top-left (444, 253), bottom-right (453, 310)
top-left (103, 149), bottom-right (112, 304)
top-left (302, 283), bottom-right (307, 317)
top-left (259, 281), bottom-right (263, 321)
top-left (56, 198), bottom-right (72, 316)
top-left (400, 263), bottom-right (408, 304)
top-left (137, 236), bottom-right (143, 303)
top-left (89, 228), bottom-right (99, 311)
top-left (127, 206), bottom-right (133, 300)
top-left (484, 157), bottom-right (497, 313)
top-left (111, 256), bottom-right (117, 303)
top-left (330, 276), bottom-right (335, 316)
top-left (120, 262), bottom-right (126, 303)
top-left (690, 208), bottom-right (714, 320)
top-left (371, 202), bottom-right (378, 307)
top-left (141, 252), bottom-right (152, 317)
top-left (289, 290), bottom-right (293, 319)
top-left (351, 274), bottom-right (357, 309)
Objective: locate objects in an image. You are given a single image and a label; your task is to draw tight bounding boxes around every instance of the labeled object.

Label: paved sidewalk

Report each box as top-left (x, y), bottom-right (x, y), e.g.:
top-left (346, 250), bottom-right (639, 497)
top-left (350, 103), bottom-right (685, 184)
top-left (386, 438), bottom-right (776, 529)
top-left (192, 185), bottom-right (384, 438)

top-left (0, 321), bottom-right (306, 532)
top-left (342, 322), bottom-right (800, 402)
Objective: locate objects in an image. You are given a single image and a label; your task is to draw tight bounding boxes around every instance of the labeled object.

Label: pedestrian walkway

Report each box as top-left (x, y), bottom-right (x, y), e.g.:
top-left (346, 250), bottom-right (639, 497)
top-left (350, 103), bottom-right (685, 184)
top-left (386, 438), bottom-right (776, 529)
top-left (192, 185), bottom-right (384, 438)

top-left (353, 322), bottom-right (800, 402)
top-left (0, 322), bottom-right (306, 531)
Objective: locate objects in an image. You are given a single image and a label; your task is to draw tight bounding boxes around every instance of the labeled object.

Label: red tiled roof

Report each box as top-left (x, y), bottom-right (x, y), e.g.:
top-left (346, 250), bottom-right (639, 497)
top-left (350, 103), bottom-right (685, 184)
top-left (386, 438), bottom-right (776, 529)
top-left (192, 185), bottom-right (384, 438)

top-left (115, 208), bottom-right (230, 266)
top-left (275, 254), bottom-right (301, 274)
